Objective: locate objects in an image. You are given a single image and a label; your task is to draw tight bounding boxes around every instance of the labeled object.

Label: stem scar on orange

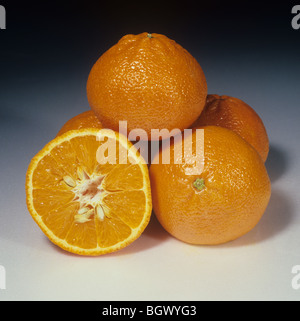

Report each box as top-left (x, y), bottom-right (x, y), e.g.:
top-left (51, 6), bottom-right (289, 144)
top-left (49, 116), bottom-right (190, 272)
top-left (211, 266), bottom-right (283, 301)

top-left (26, 129), bottom-right (152, 256)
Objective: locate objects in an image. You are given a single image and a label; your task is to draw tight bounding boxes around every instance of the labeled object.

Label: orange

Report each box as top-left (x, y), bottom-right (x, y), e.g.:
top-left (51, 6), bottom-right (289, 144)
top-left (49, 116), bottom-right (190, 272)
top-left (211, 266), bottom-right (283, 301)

top-left (26, 129), bottom-right (152, 255)
top-left (150, 126), bottom-right (271, 245)
top-left (56, 110), bottom-right (102, 136)
top-left (87, 32), bottom-right (207, 140)
top-left (57, 110), bottom-right (154, 166)
top-left (192, 95), bottom-right (269, 162)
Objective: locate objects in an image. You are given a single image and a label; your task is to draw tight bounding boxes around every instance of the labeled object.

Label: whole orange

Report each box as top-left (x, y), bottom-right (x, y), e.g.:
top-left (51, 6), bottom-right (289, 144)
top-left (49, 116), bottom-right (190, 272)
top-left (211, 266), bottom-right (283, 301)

top-left (56, 110), bottom-right (102, 136)
top-left (87, 32), bottom-right (207, 140)
top-left (192, 95), bottom-right (269, 162)
top-left (150, 126), bottom-right (271, 245)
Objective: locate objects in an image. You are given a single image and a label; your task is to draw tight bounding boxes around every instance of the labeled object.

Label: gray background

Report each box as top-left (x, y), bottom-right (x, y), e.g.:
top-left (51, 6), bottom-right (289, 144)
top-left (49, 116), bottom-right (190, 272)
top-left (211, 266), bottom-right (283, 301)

top-left (0, 1), bottom-right (300, 300)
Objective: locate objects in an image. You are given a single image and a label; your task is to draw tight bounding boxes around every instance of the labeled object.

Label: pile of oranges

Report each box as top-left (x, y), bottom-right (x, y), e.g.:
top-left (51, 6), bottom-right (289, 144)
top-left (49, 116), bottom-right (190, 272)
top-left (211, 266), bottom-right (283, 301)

top-left (26, 33), bottom-right (271, 255)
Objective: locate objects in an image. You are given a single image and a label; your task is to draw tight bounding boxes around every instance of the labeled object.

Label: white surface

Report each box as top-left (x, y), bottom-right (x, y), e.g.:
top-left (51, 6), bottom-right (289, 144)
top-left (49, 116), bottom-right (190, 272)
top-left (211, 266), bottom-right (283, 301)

top-left (1, 120), bottom-right (300, 301)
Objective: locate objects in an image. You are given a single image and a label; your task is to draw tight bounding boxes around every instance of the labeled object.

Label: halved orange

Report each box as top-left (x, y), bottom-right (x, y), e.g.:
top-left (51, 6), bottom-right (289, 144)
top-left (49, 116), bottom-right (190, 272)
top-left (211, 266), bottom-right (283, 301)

top-left (25, 128), bottom-right (152, 256)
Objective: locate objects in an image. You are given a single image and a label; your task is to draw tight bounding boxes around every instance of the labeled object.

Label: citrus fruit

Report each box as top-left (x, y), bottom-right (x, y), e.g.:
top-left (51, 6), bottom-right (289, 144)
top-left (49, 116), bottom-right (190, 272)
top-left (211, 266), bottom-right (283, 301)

top-left (150, 126), bottom-right (271, 245)
top-left (192, 95), bottom-right (269, 162)
top-left (56, 110), bottom-right (102, 136)
top-left (87, 32), bottom-right (207, 139)
top-left (26, 128), bottom-right (152, 255)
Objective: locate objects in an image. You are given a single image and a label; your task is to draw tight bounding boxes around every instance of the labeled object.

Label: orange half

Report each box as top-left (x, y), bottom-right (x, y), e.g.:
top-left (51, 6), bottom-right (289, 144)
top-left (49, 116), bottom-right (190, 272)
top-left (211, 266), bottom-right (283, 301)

top-left (26, 129), bottom-right (152, 255)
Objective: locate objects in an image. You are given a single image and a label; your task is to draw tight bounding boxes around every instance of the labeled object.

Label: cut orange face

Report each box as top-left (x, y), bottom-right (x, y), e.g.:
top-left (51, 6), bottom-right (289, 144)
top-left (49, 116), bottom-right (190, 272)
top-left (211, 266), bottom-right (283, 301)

top-left (26, 129), bottom-right (152, 256)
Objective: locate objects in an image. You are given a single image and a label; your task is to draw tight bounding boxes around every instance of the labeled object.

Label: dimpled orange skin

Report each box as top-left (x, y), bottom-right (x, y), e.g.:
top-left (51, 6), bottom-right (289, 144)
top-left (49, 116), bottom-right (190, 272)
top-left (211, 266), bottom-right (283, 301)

top-left (56, 110), bottom-right (102, 136)
top-left (87, 32), bottom-right (207, 140)
top-left (192, 95), bottom-right (269, 162)
top-left (150, 126), bottom-right (271, 245)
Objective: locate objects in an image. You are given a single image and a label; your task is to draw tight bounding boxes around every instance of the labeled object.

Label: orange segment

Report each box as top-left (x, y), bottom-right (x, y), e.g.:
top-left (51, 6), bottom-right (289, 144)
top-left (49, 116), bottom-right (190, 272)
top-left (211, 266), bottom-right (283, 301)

top-left (32, 189), bottom-right (75, 214)
top-left (95, 216), bottom-right (132, 248)
top-left (103, 164), bottom-right (145, 191)
top-left (65, 219), bottom-right (98, 249)
top-left (32, 154), bottom-right (69, 190)
top-left (43, 202), bottom-right (79, 239)
top-left (102, 190), bottom-right (147, 229)
top-left (69, 135), bottom-right (100, 176)
top-left (26, 129), bottom-right (152, 256)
